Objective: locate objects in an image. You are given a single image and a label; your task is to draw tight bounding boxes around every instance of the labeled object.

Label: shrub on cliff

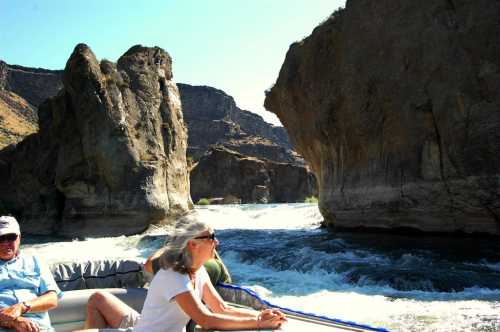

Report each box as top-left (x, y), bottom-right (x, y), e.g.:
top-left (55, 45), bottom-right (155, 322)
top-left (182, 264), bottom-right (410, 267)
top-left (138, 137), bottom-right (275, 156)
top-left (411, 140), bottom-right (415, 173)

top-left (197, 198), bottom-right (210, 205)
top-left (304, 196), bottom-right (318, 203)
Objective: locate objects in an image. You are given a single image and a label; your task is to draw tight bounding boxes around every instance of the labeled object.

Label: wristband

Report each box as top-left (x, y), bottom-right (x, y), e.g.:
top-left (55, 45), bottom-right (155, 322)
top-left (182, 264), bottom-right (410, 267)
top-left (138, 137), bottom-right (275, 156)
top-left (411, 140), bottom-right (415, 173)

top-left (21, 302), bottom-right (31, 314)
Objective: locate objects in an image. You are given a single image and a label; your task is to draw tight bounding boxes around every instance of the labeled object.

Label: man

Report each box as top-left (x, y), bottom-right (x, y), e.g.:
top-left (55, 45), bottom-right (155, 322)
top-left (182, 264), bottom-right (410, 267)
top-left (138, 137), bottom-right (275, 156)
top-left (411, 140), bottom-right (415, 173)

top-left (0, 216), bottom-right (62, 332)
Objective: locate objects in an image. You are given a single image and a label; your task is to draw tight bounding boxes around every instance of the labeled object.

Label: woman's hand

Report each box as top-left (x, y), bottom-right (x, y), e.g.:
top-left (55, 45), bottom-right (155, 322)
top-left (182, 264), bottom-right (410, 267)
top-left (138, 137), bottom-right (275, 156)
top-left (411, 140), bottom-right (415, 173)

top-left (258, 309), bottom-right (287, 330)
top-left (260, 308), bottom-right (286, 321)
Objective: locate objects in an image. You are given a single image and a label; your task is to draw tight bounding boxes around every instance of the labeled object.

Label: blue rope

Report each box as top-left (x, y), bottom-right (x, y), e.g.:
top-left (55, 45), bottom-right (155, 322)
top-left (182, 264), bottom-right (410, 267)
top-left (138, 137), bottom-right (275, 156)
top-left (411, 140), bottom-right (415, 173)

top-left (218, 283), bottom-right (389, 332)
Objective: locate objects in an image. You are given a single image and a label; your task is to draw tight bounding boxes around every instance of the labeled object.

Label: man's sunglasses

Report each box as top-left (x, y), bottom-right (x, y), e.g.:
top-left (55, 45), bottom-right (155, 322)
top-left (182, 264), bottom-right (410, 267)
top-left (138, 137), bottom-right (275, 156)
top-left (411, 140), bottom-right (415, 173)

top-left (194, 232), bottom-right (216, 241)
top-left (0, 233), bottom-right (18, 243)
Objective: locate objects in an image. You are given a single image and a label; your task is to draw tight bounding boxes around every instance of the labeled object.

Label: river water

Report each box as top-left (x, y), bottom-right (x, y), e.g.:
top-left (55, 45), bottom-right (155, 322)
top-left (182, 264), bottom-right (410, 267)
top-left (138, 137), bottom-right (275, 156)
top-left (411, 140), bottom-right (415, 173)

top-left (22, 204), bottom-right (500, 331)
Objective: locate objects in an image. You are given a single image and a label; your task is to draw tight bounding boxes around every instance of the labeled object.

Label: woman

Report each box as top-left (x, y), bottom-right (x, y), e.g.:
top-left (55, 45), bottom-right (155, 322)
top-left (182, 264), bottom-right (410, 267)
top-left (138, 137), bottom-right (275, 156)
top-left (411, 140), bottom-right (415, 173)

top-left (77, 213), bottom-right (286, 331)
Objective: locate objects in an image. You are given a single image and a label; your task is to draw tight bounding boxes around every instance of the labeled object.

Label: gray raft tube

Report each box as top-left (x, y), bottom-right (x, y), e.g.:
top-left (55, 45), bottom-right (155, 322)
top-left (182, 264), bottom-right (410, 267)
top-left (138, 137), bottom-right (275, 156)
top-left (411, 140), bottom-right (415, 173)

top-left (49, 260), bottom-right (388, 331)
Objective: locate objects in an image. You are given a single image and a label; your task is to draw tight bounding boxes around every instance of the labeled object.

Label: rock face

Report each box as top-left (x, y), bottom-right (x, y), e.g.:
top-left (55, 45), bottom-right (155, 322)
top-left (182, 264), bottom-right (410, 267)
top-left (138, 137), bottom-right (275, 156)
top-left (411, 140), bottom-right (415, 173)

top-left (0, 44), bottom-right (191, 236)
top-left (0, 61), bottom-right (7, 90)
top-left (0, 61), bottom-right (39, 148)
top-left (0, 60), bottom-right (63, 108)
top-left (265, 0), bottom-right (500, 235)
top-left (0, 90), bottom-right (37, 149)
top-left (0, 59), bottom-right (315, 207)
top-left (178, 84), bottom-right (303, 165)
top-left (190, 147), bottom-right (317, 204)
top-left (0, 64), bottom-right (305, 166)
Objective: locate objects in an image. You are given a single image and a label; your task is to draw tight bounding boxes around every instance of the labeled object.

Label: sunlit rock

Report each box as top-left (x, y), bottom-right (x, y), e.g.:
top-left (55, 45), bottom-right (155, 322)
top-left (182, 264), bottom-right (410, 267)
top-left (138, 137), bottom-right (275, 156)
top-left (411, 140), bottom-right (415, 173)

top-left (265, 1), bottom-right (500, 235)
top-left (0, 44), bottom-right (191, 236)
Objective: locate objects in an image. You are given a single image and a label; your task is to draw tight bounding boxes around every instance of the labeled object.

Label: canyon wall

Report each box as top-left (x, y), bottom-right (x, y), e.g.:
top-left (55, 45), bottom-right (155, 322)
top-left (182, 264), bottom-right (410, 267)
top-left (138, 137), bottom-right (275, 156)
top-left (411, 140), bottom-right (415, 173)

top-left (265, 0), bottom-right (500, 235)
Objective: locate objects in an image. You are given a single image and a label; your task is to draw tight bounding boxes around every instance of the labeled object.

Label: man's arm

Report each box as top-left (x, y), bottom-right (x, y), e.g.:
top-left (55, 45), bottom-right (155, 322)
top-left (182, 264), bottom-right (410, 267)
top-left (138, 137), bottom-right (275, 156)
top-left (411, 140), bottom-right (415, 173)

top-left (23, 290), bottom-right (58, 313)
top-left (0, 291), bottom-right (58, 321)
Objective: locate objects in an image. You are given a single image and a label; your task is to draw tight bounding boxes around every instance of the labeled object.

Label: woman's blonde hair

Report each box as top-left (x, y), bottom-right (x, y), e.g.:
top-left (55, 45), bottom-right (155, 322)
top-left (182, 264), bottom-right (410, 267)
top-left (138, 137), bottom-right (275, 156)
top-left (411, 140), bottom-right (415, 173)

top-left (159, 212), bottom-right (211, 274)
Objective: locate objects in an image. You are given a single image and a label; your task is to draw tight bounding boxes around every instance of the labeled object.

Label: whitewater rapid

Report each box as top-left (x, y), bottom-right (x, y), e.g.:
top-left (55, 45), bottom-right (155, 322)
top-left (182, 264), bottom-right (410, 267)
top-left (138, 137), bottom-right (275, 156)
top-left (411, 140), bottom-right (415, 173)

top-left (22, 204), bottom-right (500, 331)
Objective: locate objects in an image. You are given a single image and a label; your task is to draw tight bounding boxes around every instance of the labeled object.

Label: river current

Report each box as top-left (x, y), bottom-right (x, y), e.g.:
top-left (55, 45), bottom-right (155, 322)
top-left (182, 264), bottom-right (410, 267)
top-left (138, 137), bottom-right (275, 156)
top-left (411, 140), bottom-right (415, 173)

top-left (22, 204), bottom-right (500, 331)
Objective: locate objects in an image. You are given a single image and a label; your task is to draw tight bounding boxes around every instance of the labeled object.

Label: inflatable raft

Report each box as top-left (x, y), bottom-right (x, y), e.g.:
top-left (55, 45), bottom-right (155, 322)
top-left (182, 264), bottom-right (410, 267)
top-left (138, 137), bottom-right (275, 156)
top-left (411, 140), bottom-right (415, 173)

top-left (49, 260), bottom-right (388, 332)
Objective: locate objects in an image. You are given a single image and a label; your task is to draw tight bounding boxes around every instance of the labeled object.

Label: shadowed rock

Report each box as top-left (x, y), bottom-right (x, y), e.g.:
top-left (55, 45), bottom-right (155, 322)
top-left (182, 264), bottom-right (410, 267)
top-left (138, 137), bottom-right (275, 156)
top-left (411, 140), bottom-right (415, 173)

top-left (0, 44), bottom-right (191, 237)
top-left (0, 60), bottom-right (63, 108)
top-left (265, 0), bottom-right (500, 235)
top-left (178, 83), bottom-right (303, 165)
top-left (190, 146), bottom-right (317, 204)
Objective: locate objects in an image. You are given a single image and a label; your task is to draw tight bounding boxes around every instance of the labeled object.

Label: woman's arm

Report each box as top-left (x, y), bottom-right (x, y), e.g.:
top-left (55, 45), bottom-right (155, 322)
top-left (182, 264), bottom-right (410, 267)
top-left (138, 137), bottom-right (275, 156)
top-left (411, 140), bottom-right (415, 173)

top-left (202, 280), bottom-right (258, 317)
top-left (143, 248), bottom-right (165, 274)
top-left (176, 290), bottom-right (285, 330)
top-left (202, 281), bottom-right (286, 321)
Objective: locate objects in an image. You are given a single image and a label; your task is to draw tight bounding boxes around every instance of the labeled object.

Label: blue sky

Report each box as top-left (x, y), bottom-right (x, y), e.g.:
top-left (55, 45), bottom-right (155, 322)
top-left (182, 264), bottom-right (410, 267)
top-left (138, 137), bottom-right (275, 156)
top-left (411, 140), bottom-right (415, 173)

top-left (0, 0), bottom-right (345, 125)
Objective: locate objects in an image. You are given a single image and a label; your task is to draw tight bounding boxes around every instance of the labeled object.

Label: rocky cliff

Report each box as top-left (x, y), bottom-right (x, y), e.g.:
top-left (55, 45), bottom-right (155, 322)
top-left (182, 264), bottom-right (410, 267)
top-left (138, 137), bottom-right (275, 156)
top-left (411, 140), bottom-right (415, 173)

top-left (265, 0), bottom-right (500, 235)
top-left (0, 59), bottom-right (314, 208)
top-left (0, 61), bottom-right (38, 148)
top-left (0, 62), bottom-right (304, 165)
top-left (0, 44), bottom-right (191, 237)
top-left (0, 90), bottom-right (37, 149)
top-left (190, 147), bottom-right (317, 204)
top-left (0, 60), bottom-right (63, 108)
top-left (178, 83), bottom-right (303, 165)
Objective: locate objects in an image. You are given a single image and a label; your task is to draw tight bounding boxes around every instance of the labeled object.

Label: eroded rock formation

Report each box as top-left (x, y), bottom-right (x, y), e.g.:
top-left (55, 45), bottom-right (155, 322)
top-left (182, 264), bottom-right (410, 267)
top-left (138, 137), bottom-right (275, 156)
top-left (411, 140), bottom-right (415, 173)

top-left (179, 83), bottom-right (303, 165)
top-left (0, 60), bottom-right (315, 207)
top-left (265, 0), bottom-right (500, 235)
top-left (0, 63), bottom-right (305, 165)
top-left (190, 146), bottom-right (317, 204)
top-left (0, 44), bottom-right (191, 236)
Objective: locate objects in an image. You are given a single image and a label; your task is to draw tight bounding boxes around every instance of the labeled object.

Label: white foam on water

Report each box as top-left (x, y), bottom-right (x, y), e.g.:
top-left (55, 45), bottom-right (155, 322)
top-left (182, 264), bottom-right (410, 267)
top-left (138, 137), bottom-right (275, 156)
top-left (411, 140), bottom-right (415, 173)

top-left (224, 251), bottom-right (500, 332)
top-left (22, 235), bottom-right (147, 265)
top-left (195, 203), bottom-right (322, 230)
top-left (223, 247), bottom-right (500, 297)
top-left (264, 291), bottom-right (500, 332)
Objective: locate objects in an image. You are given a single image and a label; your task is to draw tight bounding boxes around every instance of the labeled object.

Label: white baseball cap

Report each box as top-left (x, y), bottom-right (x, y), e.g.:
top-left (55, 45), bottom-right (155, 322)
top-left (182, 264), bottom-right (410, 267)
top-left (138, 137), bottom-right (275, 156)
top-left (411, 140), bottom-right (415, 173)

top-left (0, 216), bottom-right (20, 236)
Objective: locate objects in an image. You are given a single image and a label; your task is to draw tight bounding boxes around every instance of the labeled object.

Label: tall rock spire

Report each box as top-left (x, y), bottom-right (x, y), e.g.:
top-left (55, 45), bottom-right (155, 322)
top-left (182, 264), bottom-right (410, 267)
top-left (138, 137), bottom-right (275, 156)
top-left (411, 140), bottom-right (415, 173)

top-left (0, 44), bottom-right (192, 237)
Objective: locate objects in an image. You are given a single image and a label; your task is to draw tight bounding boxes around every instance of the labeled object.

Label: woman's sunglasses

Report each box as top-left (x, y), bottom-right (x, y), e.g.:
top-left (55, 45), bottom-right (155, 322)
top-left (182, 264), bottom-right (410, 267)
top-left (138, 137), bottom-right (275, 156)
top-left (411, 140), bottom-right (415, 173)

top-left (0, 233), bottom-right (18, 243)
top-left (194, 232), bottom-right (216, 241)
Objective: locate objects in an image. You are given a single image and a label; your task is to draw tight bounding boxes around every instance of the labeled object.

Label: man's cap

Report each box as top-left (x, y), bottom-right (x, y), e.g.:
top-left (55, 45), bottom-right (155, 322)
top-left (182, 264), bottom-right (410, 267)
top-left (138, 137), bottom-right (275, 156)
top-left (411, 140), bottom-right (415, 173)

top-left (0, 216), bottom-right (20, 236)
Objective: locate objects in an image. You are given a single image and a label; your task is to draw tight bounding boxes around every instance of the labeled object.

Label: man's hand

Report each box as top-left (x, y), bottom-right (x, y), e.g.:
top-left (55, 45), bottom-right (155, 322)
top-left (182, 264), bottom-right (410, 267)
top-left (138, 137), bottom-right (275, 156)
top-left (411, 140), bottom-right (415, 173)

top-left (0, 303), bottom-right (24, 321)
top-left (12, 317), bottom-right (40, 332)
